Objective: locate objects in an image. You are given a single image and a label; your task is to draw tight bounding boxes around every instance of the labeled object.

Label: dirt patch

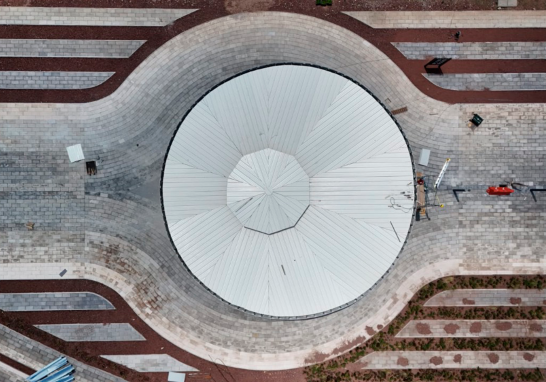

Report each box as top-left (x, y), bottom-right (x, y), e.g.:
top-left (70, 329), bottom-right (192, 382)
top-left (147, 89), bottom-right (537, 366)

top-left (462, 298), bottom-right (475, 305)
top-left (377, 325), bottom-right (383, 330)
top-left (225, 0), bottom-right (275, 13)
top-left (304, 335), bottom-right (366, 364)
top-left (416, 323), bottom-right (431, 335)
top-left (510, 297), bottom-right (522, 305)
top-left (345, 360), bottom-right (367, 373)
top-left (453, 354), bottom-right (462, 364)
top-left (487, 353), bottom-right (500, 364)
top-left (397, 357), bottom-right (409, 367)
top-left (470, 322), bottom-right (482, 333)
top-left (443, 323), bottom-right (460, 335)
top-left (429, 356), bottom-right (443, 366)
top-left (495, 322), bottom-right (512, 331)
top-left (366, 326), bottom-right (376, 336)
top-left (529, 323), bottom-right (543, 332)
top-left (523, 353), bottom-right (535, 362)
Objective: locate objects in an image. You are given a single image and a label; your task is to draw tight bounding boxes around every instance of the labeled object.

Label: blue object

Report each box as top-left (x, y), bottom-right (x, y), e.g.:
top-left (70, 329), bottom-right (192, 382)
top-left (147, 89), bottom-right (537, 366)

top-left (40, 365), bottom-right (74, 382)
top-left (27, 357), bottom-right (67, 382)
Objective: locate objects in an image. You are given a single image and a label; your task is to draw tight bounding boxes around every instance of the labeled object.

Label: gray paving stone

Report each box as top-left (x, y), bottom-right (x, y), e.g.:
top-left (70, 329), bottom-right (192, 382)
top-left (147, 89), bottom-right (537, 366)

top-left (101, 354), bottom-right (198, 372)
top-left (359, 351), bottom-right (546, 369)
top-left (344, 11), bottom-right (546, 28)
top-left (36, 323), bottom-right (145, 342)
top-left (424, 73), bottom-right (546, 91)
top-left (425, 289), bottom-right (546, 307)
top-left (0, 324), bottom-right (125, 382)
top-left (0, 7), bottom-right (197, 26)
top-left (394, 42), bottom-right (546, 60)
top-left (396, 320), bottom-right (546, 338)
top-left (0, 71), bottom-right (114, 90)
top-left (0, 292), bottom-right (114, 311)
top-left (0, 367), bottom-right (22, 382)
top-left (0, 39), bottom-right (145, 58)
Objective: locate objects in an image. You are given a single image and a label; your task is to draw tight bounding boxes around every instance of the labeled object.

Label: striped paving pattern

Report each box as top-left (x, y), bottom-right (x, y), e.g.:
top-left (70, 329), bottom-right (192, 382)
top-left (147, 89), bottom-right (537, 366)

top-left (0, 71), bottom-right (113, 89)
top-left (425, 289), bottom-right (546, 307)
top-left (101, 354), bottom-right (198, 373)
top-left (424, 73), bottom-right (546, 91)
top-left (359, 351), bottom-right (546, 369)
top-left (0, 7), bottom-right (197, 26)
top-left (0, 40), bottom-right (145, 58)
top-left (344, 11), bottom-right (546, 29)
top-left (0, 325), bottom-right (125, 382)
top-left (393, 42), bottom-right (546, 60)
top-left (396, 320), bottom-right (546, 338)
top-left (36, 323), bottom-right (145, 342)
top-left (0, 292), bottom-right (114, 311)
top-left (0, 367), bottom-right (24, 382)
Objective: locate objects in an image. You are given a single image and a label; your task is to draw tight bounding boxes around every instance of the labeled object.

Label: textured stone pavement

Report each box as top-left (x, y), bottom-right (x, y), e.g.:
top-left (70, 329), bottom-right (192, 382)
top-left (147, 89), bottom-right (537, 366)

top-left (0, 12), bottom-right (545, 370)
top-left (0, 367), bottom-right (23, 382)
top-left (0, 71), bottom-right (114, 89)
top-left (396, 320), bottom-right (546, 338)
top-left (0, 39), bottom-right (145, 58)
top-left (0, 7), bottom-right (197, 26)
top-left (394, 42), bottom-right (546, 60)
top-left (36, 323), bottom-right (145, 342)
top-left (344, 11), bottom-right (546, 28)
top-left (425, 289), bottom-right (546, 307)
top-left (0, 325), bottom-right (124, 382)
top-left (0, 292), bottom-right (114, 311)
top-left (425, 73), bottom-right (546, 91)
top-left (359, 351), bottom-right (546, 369)
top-left (101, 354), bottom-right (198, 373)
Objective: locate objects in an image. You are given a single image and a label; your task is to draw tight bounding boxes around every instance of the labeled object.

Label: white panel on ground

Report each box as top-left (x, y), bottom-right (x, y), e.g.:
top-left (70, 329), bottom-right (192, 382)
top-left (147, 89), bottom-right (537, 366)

top-left (168, 372), bottom-right (186, 382)
top-left (163, 65), bottom-right (414, 317)
top-left (66, 144), bottom-right (84, 163)
top-left (419, 149), bottom-right (431, 166)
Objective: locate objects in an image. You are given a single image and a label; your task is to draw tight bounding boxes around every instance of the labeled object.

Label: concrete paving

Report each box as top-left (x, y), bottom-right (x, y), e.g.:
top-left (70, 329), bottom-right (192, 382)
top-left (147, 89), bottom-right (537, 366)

top-left (359, 351), bottom-right (546, 369)
top-left (0, 325), bottom-right (125, 382)
top-left (0, 12), bottom-right (545, 371)
top-left (396, 320), bottom-right (546, 338)
top-left (0, 7), bottom-right (197, 26)
top-left (36, 323), bottom-right (145, 342)
top-left (344, 11), bottom-right (546, 29)
top-left (101, 354), bottom-right (198, 373)
top-left (0, 39), bottom-right (145, 58)
top-left (425, 289), bottom-right (546, 307)
top-left (0, 71), bottom-right (114, 89)
top-left (0, 292), bottom-right (114, 311)
top-left (425, 73), bottom-right (546, 91)
top-left (394, 42), bottom-right (546, 60)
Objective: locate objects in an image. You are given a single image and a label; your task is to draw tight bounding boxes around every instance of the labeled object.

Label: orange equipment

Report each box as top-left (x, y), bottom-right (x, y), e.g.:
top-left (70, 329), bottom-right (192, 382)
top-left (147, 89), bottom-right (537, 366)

top-left (486, 186), bottom-right (514, 196)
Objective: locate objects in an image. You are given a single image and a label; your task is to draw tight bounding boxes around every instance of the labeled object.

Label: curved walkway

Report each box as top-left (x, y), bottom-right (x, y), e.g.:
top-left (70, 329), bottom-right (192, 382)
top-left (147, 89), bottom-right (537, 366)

top-left (1, 12), bottom-right (545, 371)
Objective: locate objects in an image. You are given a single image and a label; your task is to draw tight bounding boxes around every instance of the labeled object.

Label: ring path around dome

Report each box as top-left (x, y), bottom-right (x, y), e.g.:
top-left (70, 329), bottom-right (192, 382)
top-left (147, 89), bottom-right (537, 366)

top-left (162, 65), bottom-right (415, 318)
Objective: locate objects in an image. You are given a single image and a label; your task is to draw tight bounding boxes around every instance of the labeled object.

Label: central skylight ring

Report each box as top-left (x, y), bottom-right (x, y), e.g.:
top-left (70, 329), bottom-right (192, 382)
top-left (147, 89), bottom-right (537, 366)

top-left (227, 149), bottom-right (310, 235)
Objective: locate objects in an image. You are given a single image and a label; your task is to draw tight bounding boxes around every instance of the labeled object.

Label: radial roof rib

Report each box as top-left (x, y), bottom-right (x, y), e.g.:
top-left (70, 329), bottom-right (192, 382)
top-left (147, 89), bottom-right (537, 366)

top-left (202, 72), bottom-right (269, 156)
top-left (168, 206), bottom-right (242, 279)
top-left (168, 102), bottom-right (242, 177)
top-left (264, 66), bottom-right (349, 155)
top-left (163, 160), bottom-right (228, 224)
top-left (310, 151), bottom-right (414, 232)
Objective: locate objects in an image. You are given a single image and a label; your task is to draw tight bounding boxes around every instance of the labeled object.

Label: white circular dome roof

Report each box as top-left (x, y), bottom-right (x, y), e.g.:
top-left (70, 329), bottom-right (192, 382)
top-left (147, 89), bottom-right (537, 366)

top-left (162, 65), bottom-right (414, 318)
